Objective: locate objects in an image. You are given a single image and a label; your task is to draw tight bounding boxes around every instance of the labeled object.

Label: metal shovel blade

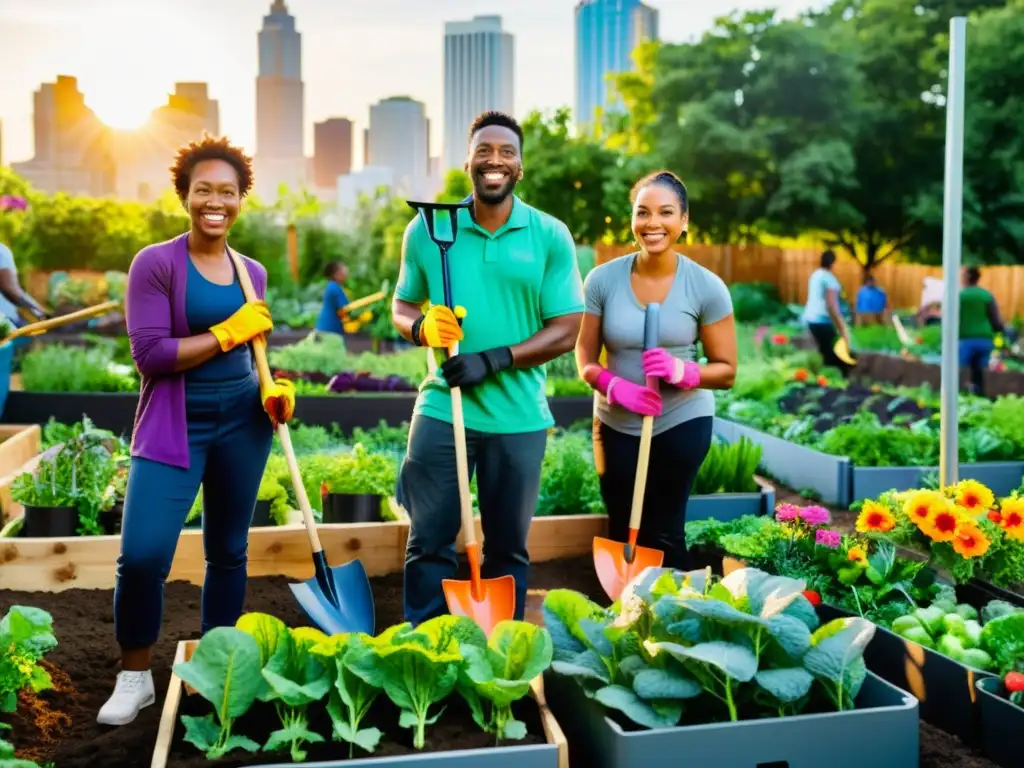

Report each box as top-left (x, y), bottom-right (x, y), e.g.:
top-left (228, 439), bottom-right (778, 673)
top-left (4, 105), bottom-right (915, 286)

top-left (289, 555), bottom-right (375, 636)
top-left (442, 573), bottom-right (516, 638)
top-left (592, 536), bottom-right (665, 601)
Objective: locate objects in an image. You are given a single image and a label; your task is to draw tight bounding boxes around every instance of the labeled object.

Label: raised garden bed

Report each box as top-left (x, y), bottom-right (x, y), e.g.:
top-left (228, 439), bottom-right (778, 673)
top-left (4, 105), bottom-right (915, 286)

top-left (151, 639), bottom-right (566, 768)
top-left (852, 351), bottom-right (1024, 400)
top-left (0, 554), bottom-right (1003, 767)
top-left (714, 417), bottom-right (1024, 506)
top-left (0, 424), bottom-right (43, 523)
top-left (975, 677), bottom-right (1022, 768)
top-left (0, 391), bottom-right (594, 435)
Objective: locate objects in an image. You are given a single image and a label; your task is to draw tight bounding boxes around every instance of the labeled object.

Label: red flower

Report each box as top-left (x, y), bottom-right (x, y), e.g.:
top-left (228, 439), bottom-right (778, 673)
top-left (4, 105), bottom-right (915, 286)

top-left (1005, 671), bottom-right (1024, 693)
top-left (771, 333), bottom-right (789, 345)
top-left (794, 368), bottom-right (809, 382)
top-left (817, 375), bottom-right (829, 386)
top-left (802, 589), bottom-right (821, 606)
top-left (988, 511), bottom-right (1002, 523)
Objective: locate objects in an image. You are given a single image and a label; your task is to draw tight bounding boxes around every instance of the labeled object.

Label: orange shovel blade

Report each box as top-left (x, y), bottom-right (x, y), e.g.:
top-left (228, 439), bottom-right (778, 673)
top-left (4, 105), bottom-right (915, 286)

top-left (442, 575), bottom-right (515, 637)
top-left (442, 542), bottom-right (515, 636)
top-left (593, 536), bottom-right (665, 601)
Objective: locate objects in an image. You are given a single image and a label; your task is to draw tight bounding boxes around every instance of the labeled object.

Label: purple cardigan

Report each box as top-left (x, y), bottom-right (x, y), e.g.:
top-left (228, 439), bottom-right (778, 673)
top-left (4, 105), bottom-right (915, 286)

top-left (125, 233), bottom-right (267, 469)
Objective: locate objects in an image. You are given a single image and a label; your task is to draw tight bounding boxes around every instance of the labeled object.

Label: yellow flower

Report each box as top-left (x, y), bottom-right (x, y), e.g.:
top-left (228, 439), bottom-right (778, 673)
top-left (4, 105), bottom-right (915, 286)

top-left (903, 490), bottom-right (945, 528)
top-left (856, 501), bottom-right (897, 534)
top-left (954, 480), bottom-right (994, 515)
top-left (997, 497), bottom-right (1024, 535)
top-left (952, 522), bottom-right (991, 558)
top-left (847, 546), bottom-right (868, 565)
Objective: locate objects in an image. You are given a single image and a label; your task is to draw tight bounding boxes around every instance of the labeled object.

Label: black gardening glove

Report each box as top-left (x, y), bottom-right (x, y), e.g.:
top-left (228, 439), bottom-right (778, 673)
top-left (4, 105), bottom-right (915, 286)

top-left (440, 346), bottom-right (513, 389)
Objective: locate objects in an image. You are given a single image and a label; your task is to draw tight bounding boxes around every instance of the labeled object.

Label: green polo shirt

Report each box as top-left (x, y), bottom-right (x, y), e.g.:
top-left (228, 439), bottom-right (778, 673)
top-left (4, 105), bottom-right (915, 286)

top-left (395, 195), bottom-right (585, 434)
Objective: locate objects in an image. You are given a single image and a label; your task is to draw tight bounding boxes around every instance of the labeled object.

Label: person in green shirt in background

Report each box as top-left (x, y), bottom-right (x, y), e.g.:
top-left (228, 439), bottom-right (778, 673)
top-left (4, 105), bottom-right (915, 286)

top-left (390, 111), bottom-right (585, 624)
top-left (959, 266), bottom-right (1004, 396)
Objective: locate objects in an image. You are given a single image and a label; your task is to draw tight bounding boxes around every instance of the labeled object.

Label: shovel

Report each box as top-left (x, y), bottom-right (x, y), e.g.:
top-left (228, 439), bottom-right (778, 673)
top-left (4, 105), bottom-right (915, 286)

top-left (833, 335), bottom-right (857, 366)
top-left (227, 249), bottom-right (375, 636)
top-left (1, 300), bottom-right (121, 342)
top-left (593, 302), bottom-right (665, 601)
top-left (406, 198), bottom-right (515, 636)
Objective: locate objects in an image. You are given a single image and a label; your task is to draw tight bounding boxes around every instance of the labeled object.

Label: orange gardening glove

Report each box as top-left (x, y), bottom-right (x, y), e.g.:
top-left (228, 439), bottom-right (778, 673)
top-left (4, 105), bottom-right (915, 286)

top-left (261, 378), bottom-right (295, 427)
top-left (210, 301), bottom-right (273, 351)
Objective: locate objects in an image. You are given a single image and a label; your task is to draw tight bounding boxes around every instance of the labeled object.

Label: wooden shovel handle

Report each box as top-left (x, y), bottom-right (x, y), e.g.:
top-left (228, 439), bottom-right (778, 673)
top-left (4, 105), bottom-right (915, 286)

top-left (7, 300), bottom-right (120, 340)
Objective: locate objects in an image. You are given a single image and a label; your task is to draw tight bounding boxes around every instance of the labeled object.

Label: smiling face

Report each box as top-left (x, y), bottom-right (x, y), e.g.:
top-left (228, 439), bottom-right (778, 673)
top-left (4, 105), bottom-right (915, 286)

top-left (466, 125), bottom-right (523, 204)
top-left (631, 183), bottom-right (688, 256)
top-left (185, 159), bottom-right (241, 239)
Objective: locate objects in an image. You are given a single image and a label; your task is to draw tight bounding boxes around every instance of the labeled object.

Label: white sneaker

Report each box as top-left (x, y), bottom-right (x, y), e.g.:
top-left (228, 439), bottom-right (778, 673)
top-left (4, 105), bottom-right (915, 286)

top-left (96, 670), bottom-right (155, 725)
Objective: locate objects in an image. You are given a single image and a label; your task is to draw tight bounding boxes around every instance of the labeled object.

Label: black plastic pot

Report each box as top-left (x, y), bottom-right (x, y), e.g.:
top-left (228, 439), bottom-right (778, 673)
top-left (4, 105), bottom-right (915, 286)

top-left (321, 493), bottom-right (382, 523)
top-left (21, 505), bottom-right (79, 538)
top-left (961, 578), bottom-right (1024, 609)
top-left (251, 499), bottom-right (272, 527)
top-left (100, 503), bottom-right (123, 535)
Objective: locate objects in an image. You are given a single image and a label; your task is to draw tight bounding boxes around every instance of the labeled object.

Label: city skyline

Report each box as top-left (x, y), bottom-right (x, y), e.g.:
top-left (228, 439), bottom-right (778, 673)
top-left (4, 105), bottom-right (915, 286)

top-left (0, 0), bottom-right (821, 170)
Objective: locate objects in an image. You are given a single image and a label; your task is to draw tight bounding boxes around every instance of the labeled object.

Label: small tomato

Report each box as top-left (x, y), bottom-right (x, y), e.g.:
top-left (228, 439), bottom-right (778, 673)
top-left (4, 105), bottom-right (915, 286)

top-left (1004, 671), bottom-right (1024, 693)
top-left (802, 589), bottom-right (822, 606)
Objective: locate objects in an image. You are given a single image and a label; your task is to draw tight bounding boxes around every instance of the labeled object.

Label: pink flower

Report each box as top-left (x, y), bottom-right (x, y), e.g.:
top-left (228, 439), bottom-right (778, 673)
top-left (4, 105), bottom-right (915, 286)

top-left (799, 505), bottom-right (831, 526)
top-left (775, 504), bottom-right (800, 521)
top-left (754, 325), bottom-right (769, 344)
top-left (815, 529), bottom-right (841, 549)
top-left (0, 195), bottom-right (27, 211)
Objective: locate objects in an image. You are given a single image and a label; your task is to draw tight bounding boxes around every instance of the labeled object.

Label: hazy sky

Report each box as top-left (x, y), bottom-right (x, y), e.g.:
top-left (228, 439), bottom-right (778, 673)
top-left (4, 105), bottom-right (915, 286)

top-left (0, 0), bottom-right (821, 168)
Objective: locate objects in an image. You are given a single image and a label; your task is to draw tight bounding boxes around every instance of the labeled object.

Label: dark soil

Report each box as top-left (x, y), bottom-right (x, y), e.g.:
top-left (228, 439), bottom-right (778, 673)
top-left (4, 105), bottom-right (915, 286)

top-left (0, 555), bottom-right (999, 768)
top-left (778, 382), bottom-right (933, 434)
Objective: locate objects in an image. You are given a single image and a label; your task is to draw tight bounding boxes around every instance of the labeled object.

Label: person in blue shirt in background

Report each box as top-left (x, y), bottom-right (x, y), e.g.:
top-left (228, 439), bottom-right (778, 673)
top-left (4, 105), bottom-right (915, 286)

top-left (854, 272), bottom-right (888, 326)
top-left (802, 249), bottom-right (853, 376)
top-left (314, 260), bottom-right (371, 335)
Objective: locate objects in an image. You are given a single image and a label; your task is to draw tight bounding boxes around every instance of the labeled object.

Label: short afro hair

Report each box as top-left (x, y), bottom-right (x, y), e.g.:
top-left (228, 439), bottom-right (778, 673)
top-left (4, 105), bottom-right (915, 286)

top-left (170, 134), bottom-right (254, 201)
top-left (468, 111), bottom-right (523, 151)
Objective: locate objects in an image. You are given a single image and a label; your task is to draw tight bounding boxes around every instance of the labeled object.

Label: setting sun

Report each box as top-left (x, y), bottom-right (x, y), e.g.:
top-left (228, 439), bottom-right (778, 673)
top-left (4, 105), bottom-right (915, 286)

top-left (88, 95), bottom-right (153, 130)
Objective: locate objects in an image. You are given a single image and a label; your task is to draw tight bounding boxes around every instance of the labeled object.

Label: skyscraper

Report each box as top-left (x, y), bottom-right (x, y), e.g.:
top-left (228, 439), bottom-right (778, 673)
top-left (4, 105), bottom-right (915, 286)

top-left (255, 0), bottom-right (305, 199)
top-left (575, 0), bottom-right (659, 129)
top-left (313, 118), bottom-right (353, 189)
top-left (442, 15), bottom-right (514, 171)
top-left (366, 97), bottom-right (429, 197)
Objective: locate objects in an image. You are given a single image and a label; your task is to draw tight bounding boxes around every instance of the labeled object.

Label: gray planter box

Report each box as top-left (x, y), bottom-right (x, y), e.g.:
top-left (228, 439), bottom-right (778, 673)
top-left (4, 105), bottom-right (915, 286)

top-left (543, 668), bottom-right (918, 768)
top-left (851, 462), bottom-right (1024, 504)
top-left (713, 418), bottom-right (851, 505)
top-left (686, 485), bottom-right (775, 523)
top-left (819, 601), bottom-right (996, 745)
top-left (245, 743), bottom-right (560, 768)
top-left (976, 677), bottom-right (1022, 768)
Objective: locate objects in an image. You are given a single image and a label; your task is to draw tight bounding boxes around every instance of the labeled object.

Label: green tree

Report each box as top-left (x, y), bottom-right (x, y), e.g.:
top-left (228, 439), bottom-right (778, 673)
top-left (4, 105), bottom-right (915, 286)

top-left (435, 169), bottom-right (472, 202)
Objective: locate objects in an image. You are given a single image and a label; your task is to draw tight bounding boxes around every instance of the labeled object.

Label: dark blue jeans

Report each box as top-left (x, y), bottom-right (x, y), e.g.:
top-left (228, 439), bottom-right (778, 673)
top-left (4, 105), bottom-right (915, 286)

top-left (113, 374), bottom-right (273, 648)
top-left (396, 414), bottom-right (547, 625)
top-left (959, 337), bottom-right (993, 395)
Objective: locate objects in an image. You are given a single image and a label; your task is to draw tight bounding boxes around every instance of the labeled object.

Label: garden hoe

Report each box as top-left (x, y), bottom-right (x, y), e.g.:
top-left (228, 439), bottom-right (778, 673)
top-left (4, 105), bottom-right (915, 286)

top-left (593, 302), bottom-right (665, 601)
top-left (407, 197), bottom-right (515, 637)
top-left (228, 249), bottom-right (375, 636)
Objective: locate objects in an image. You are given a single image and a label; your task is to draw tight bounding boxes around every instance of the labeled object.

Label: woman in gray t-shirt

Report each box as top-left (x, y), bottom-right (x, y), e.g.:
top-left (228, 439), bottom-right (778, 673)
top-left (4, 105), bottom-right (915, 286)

top-left (575, 171), bottom-right (738, 569)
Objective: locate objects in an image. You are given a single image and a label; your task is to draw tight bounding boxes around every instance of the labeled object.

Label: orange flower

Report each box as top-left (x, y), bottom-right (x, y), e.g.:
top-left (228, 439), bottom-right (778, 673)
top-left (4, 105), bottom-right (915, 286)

top-left (921, 503), bottom-right (961, 542)
top-left (794, 368), bottom-right (809, 382)
top-left (856, 501), bottom-right (897, 534)
top-left (847, 546), bottom-right (868, 565)
top-left (954, 480), bottom-right (994, 515)
top-left (817, 375), bottom-right (829, 386)
top-left (998, 498), bottom-right (1024, 534)
top-left (952, 523), bottom-right (990, 558)
top-left (988, 511), bottom-right (1003, 523)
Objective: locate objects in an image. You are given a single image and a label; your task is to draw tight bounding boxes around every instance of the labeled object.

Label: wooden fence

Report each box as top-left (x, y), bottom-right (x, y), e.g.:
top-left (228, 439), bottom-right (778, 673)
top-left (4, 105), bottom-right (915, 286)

top-left (594, 244), bottom-right (1024, 318)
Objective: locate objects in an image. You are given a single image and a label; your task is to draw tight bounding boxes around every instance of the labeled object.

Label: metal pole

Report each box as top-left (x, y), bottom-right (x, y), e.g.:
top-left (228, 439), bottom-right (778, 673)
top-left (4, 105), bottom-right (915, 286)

top-left (939, 16), bottom-right (967, 488)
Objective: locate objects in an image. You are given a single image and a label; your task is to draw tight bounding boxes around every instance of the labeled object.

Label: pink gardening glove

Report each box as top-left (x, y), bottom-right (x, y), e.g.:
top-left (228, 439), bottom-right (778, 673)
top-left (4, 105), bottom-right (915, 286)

top-left (586, 365), bottom-right (662, 416)
top-left (642, 348), bottom-right (701, 390)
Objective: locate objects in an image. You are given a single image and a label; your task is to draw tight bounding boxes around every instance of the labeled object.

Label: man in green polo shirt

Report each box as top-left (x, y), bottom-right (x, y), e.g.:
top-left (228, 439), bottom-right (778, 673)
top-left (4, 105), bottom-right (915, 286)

top-left (391, 110), bottom-right (585, 624)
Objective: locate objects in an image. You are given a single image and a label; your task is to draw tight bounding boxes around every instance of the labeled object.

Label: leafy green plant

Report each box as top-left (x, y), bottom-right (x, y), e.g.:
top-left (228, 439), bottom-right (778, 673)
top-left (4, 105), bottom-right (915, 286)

top-left (692, 436), bottom-right (762, 495)
top-left (319, 444), bottom-right (398, 497)
top-left (0, 723), bottom-right (44, 768)
top-left (457, 621), bottom-right (553, 742)
top-left (0, 606), bottom-right (58, 713)
top-left (544, 565), bottom-right (877, 728)
top-left (20, 344), bottom-right (138, 393)
top-left (309, 633), bottom-right (384, 757)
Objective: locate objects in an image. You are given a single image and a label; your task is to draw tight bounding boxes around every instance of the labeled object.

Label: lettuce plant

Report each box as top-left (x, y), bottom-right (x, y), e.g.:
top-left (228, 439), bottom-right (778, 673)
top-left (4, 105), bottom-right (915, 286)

top-left (0, 606), bottom-right (58, 713)
top-left (544, 565), bottom-right (877, 728)
top-left (346, 615), bottom-right (487, 748)
top-left (260, 626), bottom-right (332, 760)
top-left (457, 620), bottom-right (553, 742)
top-left (309, 633), bottom-right (384, 757)
top-left (173, 627), bottom-right (264, 759)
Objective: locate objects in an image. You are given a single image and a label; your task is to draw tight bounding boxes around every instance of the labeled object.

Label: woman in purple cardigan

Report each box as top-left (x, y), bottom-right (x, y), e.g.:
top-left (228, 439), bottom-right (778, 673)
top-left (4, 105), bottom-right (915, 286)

top-left (97, 136), bottom-right (296, 726)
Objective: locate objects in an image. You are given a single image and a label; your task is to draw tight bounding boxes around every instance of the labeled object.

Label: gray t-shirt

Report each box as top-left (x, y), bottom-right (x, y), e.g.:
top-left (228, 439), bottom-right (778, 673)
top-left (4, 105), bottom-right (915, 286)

top-left (0, 244), bottom-right (20, 324)
top-left (584, 252), bottom-right (733, 436)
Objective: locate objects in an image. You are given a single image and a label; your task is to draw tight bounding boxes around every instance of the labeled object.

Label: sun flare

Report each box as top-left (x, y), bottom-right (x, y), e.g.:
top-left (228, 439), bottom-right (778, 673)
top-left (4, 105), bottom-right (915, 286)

top-left (89, 96), bottom-right (153, 131)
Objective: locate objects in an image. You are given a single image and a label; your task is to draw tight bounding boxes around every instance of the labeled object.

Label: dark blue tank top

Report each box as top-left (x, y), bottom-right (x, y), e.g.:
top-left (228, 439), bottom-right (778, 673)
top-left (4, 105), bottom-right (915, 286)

top-left (184, 256), bottom-right (254, 382)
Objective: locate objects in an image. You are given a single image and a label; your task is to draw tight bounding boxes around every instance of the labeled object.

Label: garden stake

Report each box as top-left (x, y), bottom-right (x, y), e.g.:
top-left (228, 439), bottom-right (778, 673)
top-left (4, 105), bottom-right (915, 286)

top-left (407, 197), bottom-right (515, 637)
top-left (228, 248), bottom-right (375, 636)
top-left (592, 302), bottom-right (665, 601)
